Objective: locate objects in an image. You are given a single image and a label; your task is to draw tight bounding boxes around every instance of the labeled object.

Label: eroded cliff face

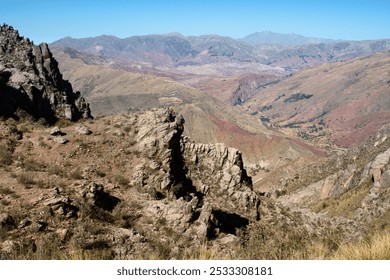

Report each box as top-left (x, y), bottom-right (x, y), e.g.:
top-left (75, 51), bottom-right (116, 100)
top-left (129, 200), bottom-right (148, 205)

top-left (0, 24), bottom-right (91, 123)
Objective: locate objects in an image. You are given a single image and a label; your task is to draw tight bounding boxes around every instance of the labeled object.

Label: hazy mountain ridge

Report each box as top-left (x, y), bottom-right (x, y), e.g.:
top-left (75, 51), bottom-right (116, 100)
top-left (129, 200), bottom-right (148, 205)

top-left (241, 31), bottom-right (339, 46)
top-left (52, 32), bottom-right (390, 70)
top-left (51, 44), bottom-right (322, 174)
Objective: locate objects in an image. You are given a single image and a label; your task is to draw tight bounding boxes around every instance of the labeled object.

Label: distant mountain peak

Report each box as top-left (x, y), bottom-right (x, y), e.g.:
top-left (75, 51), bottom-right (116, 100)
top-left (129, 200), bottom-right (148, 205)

top-left (164, 32), bottom-right (184, 37)
top-left (241, 31), bottom-right (337, 46)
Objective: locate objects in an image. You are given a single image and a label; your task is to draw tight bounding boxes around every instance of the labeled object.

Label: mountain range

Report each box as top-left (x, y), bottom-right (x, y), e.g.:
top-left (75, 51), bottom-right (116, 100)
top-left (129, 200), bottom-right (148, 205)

top-left (51, 32), bottom-right (390, 107)
top-left (52, 32), bottom-right (390, 69)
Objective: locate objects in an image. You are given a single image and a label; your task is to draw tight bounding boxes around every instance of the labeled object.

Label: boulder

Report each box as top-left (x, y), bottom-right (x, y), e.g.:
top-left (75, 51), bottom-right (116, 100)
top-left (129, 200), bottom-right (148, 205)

top-left (75, 125), bottom-right (92, 135)
top-left (53, 136), bottom-right (68, 144)
top-left (49, 126), bottom-right (64, 136)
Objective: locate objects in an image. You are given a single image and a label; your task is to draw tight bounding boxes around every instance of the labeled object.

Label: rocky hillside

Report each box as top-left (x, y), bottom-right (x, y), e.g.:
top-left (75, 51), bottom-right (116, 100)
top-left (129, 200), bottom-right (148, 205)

top-left (243, 51), bottom-right (390, 148)
top-left (0, 24), bottom-right (91, 123)
top-left (1, 24), bottom-right (390, 260)
top-left (0, 107), bottom-right (264, 259)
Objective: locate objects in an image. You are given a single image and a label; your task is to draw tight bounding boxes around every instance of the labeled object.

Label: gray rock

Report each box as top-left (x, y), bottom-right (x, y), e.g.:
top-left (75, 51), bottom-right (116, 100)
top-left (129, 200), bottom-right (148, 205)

top-left (380, 170), bottom-right (390, 189)
top-left (19, 218), bottom-right (32, 228)
top-left (49, 126), bottom-right (63, 136)
top-left (75, 125), bottom-right (92, 135)
top-left (53, 136), bottom-right (68, 144)
top-left (56, 228), bottom-right (70, 241)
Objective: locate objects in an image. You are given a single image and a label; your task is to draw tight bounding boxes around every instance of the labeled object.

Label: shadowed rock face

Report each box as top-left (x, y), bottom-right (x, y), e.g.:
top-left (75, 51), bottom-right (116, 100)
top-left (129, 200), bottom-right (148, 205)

top-left (0, 24), bottom-right (91, 123)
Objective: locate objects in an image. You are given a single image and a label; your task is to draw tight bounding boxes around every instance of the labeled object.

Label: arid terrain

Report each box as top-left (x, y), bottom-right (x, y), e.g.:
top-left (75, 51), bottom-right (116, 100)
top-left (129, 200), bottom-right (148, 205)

top-left (1, 24), bottom-right (390, 260)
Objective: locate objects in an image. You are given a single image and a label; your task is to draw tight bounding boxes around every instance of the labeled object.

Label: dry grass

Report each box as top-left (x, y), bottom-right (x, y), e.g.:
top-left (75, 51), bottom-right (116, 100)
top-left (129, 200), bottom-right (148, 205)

top-left (68, 169), bottom-right (83, 180)
top-left (47, 164), bottom-right (66, 177)
top-left (182, 244), bottom-right (222, 260)
top-left (114, 174), bottom-right (130, 188)
top-left (0, 186), bottom-right (15, 195)
top-left (238, 217), bottom-right (348, 260)
top-left (21, 158), bottom-right (45, 171)
top-left (334, 232), bottom-right (390, 260)
top-left (16, 172), bottom-right (36, 187)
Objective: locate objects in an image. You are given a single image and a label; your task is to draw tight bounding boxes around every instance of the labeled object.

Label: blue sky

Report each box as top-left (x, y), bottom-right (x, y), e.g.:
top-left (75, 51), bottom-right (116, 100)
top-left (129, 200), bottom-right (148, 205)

top-left (1, 0), bottom-right (390, 43)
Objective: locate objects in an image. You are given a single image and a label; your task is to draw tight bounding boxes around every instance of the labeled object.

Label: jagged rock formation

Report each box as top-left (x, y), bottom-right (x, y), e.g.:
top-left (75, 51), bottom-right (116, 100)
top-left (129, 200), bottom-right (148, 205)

top-left (134, 108), bottom-right (261, 239)
top-left (0, 24), bottom-right (91, 123)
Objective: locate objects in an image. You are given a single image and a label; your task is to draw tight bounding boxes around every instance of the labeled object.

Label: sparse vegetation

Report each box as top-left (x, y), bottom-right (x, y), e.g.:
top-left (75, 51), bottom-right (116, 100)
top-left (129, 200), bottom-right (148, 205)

top-left (47, 164), bottom-right (66, 177)
top-left (68, 169), bottom-right (83, 180)
top-left (21, 158), bottom-right (45, 171)
top-left (16, 172), bottom-right (37, 187)
top-left (0, 147), bottom-right (13, 166)
top-left (0, 186), bottom-right (15, 195)
top-left (311, 181), bottom-right (371, 218)
top-left (114, 174), bottom-right (130, 187)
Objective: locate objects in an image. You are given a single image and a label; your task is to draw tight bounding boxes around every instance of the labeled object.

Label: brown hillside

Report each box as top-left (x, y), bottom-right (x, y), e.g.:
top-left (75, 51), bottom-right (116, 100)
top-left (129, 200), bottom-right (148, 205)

top-left (243, 51), bottom-right (390, 148)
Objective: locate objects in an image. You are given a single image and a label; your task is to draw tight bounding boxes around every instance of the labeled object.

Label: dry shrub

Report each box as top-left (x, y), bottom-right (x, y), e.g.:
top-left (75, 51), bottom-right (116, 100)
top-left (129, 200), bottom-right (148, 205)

top-left (0, 147), bottom-right (13, 166)
top-left (114, 174), bottom-right (130, 188)
top-left (21, 158), bottom-right (45, 171)
top-left (17, 172), bottom-right (36, 187)
top-left (239, 220), bottom-right (312, 260)
top-left (182, 244), bottom-right (222, 260)
top-left (47, 164), bottom-right (66, 177)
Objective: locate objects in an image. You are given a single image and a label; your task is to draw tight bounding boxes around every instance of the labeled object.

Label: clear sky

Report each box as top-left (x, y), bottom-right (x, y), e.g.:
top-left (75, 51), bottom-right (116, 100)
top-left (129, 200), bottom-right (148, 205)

top-left (1, 0), bottom-right (390, 43)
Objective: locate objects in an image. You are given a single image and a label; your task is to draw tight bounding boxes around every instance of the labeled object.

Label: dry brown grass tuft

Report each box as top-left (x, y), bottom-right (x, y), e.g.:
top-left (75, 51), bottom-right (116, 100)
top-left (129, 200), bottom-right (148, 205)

top-left (182, 244), bottom-right (222, 260)
top-left (334, 232), bottom-right (390, 260)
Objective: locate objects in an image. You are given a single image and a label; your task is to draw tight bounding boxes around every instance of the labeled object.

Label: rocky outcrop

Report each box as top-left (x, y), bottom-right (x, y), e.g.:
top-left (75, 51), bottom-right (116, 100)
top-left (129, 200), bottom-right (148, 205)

top-left (134, 108), bottom-right (261, 239)
top-left (0, 24), bottom-right (91, 123)
top-left (182, 139), bottom-right (259, 221)
top-left (368, 147), bottom-right (390, 194)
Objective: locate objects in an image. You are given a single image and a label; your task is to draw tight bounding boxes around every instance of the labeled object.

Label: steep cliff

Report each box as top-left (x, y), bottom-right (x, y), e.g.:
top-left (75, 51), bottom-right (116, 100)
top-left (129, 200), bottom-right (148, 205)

top-left (0, 24), bottom-right (91, 123)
